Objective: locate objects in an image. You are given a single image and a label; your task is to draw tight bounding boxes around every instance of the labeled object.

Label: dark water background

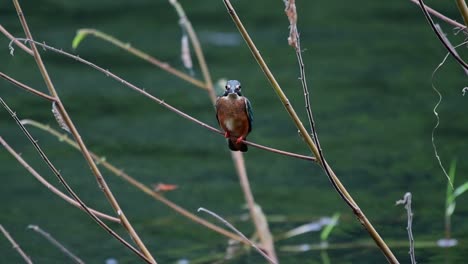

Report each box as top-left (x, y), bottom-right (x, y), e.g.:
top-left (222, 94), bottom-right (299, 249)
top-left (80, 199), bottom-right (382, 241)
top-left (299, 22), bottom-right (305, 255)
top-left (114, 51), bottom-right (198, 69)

top-left (1, 1), bottom-right (467, 263)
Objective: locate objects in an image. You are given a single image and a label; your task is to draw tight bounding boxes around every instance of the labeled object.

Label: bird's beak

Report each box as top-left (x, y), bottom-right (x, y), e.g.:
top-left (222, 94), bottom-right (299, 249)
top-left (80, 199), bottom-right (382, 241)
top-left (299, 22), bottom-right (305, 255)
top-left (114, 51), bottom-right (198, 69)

top-left (227, 87), bottom-right (236, 94)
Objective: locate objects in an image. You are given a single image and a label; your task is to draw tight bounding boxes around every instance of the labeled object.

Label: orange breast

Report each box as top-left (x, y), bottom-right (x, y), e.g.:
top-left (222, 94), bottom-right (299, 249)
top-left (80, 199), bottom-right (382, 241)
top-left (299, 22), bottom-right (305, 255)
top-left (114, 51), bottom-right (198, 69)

top-left (216, 97), bottom-right (250, 138)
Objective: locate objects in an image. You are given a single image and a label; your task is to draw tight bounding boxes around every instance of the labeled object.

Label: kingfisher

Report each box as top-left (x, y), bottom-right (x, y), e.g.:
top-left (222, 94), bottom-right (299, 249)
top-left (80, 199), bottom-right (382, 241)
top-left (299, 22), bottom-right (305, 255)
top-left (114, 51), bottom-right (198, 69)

top-left (215, 80), bottom-right (253, 152)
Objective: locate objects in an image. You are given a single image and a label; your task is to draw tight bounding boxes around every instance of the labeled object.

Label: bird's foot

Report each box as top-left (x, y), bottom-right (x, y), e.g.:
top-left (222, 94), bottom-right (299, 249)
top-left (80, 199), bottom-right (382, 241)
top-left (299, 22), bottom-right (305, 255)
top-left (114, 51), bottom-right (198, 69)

top-left (235, 137), bottom-right (244, 144)
top-left (224, 131), bottom-right (231, 138)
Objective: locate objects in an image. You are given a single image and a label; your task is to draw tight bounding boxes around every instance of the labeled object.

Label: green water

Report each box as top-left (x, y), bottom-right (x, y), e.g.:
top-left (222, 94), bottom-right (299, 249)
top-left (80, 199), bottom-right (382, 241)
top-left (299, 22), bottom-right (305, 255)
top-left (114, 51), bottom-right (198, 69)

top-left (1, 1), bottom-right (467, 263)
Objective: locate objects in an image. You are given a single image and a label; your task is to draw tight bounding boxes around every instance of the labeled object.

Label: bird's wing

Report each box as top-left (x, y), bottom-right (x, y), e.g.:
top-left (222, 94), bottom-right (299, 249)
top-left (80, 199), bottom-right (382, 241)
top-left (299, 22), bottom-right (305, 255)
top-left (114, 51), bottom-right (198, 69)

top-left (245, 97), bottom-right (253, 132)
top-left (215, 97), bottom-right (221, 125)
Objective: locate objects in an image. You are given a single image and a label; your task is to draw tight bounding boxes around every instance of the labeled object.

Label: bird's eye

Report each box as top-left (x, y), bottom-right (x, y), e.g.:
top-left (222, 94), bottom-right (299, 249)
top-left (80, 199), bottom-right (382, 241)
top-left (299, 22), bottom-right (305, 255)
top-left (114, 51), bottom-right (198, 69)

top-left (236, 85), bottom-right (241, 90)
top-left (226, 85), bottom-right (231, 90)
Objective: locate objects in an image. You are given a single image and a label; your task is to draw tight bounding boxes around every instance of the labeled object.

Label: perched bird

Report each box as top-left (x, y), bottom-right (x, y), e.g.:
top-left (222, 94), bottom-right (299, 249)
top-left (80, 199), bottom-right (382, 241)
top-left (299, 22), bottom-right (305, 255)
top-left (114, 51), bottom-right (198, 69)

top-left (215, 80), bottom-right (253, 152)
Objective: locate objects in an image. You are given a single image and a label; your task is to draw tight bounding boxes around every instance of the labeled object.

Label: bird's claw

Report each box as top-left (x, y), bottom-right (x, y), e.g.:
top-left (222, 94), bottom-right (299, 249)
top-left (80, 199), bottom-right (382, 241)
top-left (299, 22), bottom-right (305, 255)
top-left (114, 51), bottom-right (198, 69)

top-left (235, 137), bottom-right (244, 144)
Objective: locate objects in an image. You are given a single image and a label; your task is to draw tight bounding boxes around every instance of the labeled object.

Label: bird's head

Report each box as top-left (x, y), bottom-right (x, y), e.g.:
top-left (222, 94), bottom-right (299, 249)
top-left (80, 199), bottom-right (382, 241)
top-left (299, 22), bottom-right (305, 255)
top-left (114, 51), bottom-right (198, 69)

top-left (223, 80), bottom-right (242, 98)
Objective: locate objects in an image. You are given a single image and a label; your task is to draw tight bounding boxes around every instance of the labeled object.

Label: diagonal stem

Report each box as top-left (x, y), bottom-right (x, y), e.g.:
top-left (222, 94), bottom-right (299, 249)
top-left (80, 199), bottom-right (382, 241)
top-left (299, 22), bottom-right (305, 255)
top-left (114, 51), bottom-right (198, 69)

top-left (222, 1), bottom-right (398, 263)
top-left (21, 119), bottom-right (246, 244)
top-left (12, 1), bottom-right (156, 262)
top-left (74, 29), bottom-right (207, 90)
top-left (0, 97), bottom-right (152, 263)
top-left (0, 136), bottom-right (120, 223)
top-left (416, 0), bottom-right (468, 70)
top-left (0, 24), bottom-right (33, 55)
top-left (0, 225), bottom-right (33, 264)
top-left (456, 0), bottom-right (468, 28)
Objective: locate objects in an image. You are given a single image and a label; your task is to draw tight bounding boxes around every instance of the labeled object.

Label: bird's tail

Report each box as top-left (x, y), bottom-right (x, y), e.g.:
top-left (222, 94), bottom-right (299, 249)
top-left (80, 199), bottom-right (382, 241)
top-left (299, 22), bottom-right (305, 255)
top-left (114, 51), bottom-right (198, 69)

top-left (228, 139), bottom-right (248, 152)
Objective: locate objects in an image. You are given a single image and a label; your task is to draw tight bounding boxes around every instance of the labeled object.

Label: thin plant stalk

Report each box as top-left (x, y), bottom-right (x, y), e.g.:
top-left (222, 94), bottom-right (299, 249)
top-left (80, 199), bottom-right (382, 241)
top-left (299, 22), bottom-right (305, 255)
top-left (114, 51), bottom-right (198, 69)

top-left (170, 1), bottom-right (277, 258)
top-left (28, 225), bottom-right (85, 264)
top-left (8, 38), bottom-right (315, 163)
top-left (456, 0), bottom-right (468, 28)
top-left (21, 119), bottom-right (247, 244)
top-left (12, 1), bottom-right (156, 262)
top-left (0, 137), bottom-right (119, 223)
top-left (232, 152), bottom-right (277, 261)
top-left (0, 97), bottom-right (153, 263)
top-left (0, 71), bottom-right (56, 101)
top-left (0, 24), bottom-right (33, 55)
top-left (222, 1), bottom-right (398, 263)
top-left (417, 0), bottom-right (468, 70)
top-left (409, 0), bottom-right (466, 29)
top-left (0, 225), bottom-right (33, 264)
top-left (198, 208), bottom-right (278, 264)
top-left (73, 29), bottom-right (207, 90)
top-left (169, 0), bottom-right (216, 101)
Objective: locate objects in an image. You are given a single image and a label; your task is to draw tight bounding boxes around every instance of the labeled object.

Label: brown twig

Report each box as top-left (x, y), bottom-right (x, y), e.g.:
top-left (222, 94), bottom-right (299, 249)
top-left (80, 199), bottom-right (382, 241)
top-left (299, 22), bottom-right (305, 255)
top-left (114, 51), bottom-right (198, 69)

top-left (0, 97), bottom-right (152, 264)
top-left (0, 225), bottom-right (33, 264)
top-left (28, 225), bottom-right (85, 264)
top-left (21, 119), bottom-right (246, 244)
top-left (170, 1), bottom-right (277, 258)
top-left (455, 0), bottom-right (468, 28)
top-left (416, 0), bottom-right (468, 71)
top-left (198, 208), bottom-right (278, 264)
top-left (12, 2), bottom-right (156, 262)
top-left (434, 24), bottom-right (468, 75)
top-left (8, 38), bottom-right (316, 163)
top-left (0, 24), bottom-right (33, 55)
top-left (222, 1), bottom-right (399, 263)
top-left (169, 0), bottom-right (216, 101)
top-left (0, 72), bottom-right (56, 101)
top-left (0, 136), bottom-right (119, 223)
top-left (409, 0), bottom-right (467, 29)
top-left (73, 29), bottom-right (207, 90)
top-left (232, 152), bottom-right (277, 262)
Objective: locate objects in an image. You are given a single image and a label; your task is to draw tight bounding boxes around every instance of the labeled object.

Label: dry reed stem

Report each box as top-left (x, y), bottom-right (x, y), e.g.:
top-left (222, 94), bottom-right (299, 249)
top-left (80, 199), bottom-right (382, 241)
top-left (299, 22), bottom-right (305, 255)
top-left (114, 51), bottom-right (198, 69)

top-left (0, 97), bottom-right (152, 263)
top-left (28, 225), bottom-right (85, 264)
top-left (21, 119), bottom-right (247, 244)
top-left (0, 225), bottom-right (33, 264)
top-left (198, 208), bottom-right (278, 264)
top-left (416, 0), bottom-right (468, 70)
top-left (232, 152), bottom-right (277, 262)
top-left (0, 136), bottom-right (120, 223)
top-left (74, 29), bottom-right (207, 90)
top-left (0, 24), bottom-right (33, 55)
top-left (7, 38), bottom-right (316, 163)
top-left (456, 0), bottom-right (468, 28)
top-left (409, 0), bottom-right (467, 29)
top-left (12, 1), bottom-right (156, 262)
top-left (222, 1), bottom-right (399, 263)
top-left (169, 2), bottom-right (277, 258)
top-left (169, 0), bottom-right (216, 101)
top-left (0, 71), bottom-right (56, 101)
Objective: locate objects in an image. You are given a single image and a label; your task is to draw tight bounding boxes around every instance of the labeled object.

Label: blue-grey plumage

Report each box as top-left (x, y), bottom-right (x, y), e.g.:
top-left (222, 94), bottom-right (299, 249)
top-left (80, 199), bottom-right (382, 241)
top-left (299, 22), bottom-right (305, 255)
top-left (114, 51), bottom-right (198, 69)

top-left (215, 80), bottom-right (253, 152)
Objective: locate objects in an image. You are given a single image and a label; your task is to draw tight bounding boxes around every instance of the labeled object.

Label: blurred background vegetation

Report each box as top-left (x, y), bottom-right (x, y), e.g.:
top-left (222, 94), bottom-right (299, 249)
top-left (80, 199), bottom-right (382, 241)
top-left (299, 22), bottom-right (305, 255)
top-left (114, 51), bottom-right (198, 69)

top-left (1, 0), bottom-right (467, 263)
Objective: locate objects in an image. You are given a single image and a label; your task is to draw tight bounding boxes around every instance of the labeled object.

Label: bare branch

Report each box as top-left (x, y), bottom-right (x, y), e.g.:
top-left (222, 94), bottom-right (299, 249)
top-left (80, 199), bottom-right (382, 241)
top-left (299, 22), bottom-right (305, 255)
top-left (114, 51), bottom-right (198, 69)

top-left (28, 225), bottom-right (85, 264)
top-left (0, 225), bottom-right (33, 264)
top-left (74, 29), bottom-right (207, 90)
top-left (222, 1), bottom-right (398, 262)
top-left (0, 97), bottom-right (153, 264)
top-left (416, 0), bottom-right (468, 70)
top-left (21, 119), bottom-right (247, 244)
top-left (0, 24), bottom-right (33, 55)
top-left (7, 38), bottom-right (316, 162)
top-left (409, 0), bottom-right (467, 29)
top-left (198, 207), bottom-right (278, 264)
top-left (0, 71), bottom-right (55, 102)
top-left (0, 136), bottom-right (119, 223)
top-left (12, 1), bottom-right (156, 260)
